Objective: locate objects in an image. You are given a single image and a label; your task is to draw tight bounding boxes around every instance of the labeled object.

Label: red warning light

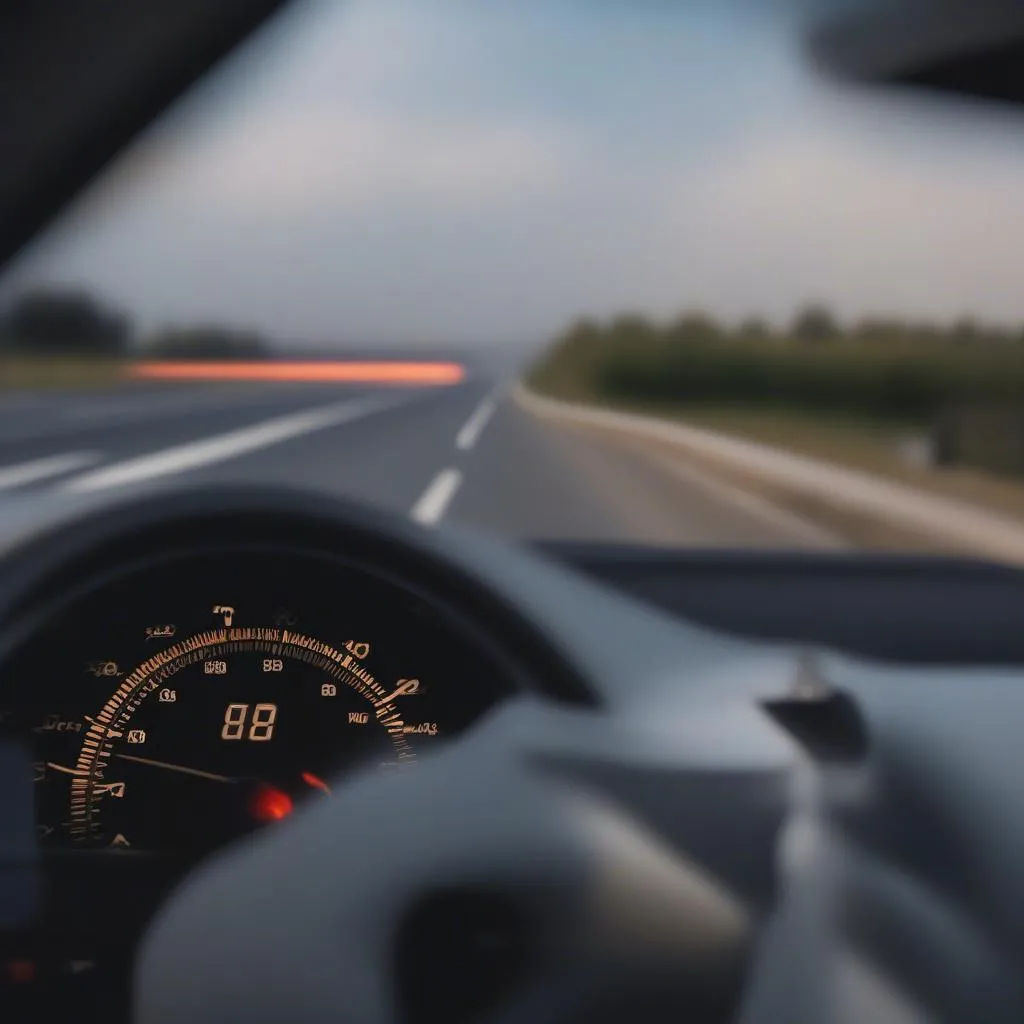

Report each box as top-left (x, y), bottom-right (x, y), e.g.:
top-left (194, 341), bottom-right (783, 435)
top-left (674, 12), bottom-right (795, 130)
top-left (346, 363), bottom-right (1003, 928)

top-left (249, 783), bottom-right (293, 822)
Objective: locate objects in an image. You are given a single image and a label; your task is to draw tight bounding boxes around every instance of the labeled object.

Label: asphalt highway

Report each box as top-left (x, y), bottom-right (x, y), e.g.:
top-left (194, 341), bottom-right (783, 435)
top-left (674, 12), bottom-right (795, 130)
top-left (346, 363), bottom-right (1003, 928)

top-left (0, 375), bottom-right (838, 548)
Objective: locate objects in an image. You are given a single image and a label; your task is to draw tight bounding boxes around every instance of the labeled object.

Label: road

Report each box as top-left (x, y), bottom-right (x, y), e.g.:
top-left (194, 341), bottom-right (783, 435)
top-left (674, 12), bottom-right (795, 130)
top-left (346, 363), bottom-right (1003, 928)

top-left (0, 375), bottom-right (837, 548)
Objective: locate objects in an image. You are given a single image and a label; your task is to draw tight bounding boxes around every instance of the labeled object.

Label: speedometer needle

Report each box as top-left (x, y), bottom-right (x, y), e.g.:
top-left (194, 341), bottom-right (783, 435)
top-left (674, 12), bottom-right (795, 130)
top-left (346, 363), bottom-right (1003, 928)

top-left (114, 753), bottom-right (235, 783)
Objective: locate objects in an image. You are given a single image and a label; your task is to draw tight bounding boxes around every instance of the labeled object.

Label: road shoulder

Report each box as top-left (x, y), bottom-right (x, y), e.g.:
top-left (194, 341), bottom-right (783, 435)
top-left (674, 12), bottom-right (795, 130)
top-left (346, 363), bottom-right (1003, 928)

top-left (516, 386), bottom-right (1024, 564)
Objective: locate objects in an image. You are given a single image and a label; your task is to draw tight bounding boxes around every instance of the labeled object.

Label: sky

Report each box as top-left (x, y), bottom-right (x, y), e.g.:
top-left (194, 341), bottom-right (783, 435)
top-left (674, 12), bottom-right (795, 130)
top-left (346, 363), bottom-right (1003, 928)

top-left (7, 0), bottom-right (1024, 350)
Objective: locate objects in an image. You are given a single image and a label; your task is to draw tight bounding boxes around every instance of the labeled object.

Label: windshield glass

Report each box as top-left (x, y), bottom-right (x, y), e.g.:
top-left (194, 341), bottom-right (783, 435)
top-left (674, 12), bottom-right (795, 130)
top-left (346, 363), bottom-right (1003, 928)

top-left (4, 0), bottom-right (1024, 559)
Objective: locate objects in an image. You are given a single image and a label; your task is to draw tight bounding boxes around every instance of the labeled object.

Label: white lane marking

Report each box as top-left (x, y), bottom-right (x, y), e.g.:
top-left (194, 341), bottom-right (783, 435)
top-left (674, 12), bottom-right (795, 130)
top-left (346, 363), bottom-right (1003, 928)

top-left (63, 394), bottom-right (407, 493)
top-left (456, 392), bottom-right (498, 450)
top-left (0, 451), bottom-right (101, 491)
top-left (410, 468), bottom-right (462, 526)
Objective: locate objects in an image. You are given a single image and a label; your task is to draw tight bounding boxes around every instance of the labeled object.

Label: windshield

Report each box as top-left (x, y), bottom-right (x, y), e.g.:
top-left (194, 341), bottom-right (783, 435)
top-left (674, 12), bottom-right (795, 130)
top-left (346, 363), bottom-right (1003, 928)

top-left (3, 0), bottom-right (1024, 559)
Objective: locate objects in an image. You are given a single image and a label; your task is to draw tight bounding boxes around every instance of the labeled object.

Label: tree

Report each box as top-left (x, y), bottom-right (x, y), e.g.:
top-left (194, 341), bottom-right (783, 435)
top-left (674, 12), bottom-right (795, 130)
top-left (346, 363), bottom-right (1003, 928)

top-left (561, 317), bottom-right (601, 345)
top-left (610, 313), bottom-right (656, 338)
top-left (0, 288), bottom-right (131, 355)
top-left (738, 317), bottom-right (770, 341)
top-left (145, 326), bottom-right (268, 360)
top-left (950, 317), bottom-right (979, 346)
top-left (791, 303), bottom-right (840, 344)
top-left (852, 317), bottom-right (904, 344)
top-left (666, 311), bottom-right (722, 346)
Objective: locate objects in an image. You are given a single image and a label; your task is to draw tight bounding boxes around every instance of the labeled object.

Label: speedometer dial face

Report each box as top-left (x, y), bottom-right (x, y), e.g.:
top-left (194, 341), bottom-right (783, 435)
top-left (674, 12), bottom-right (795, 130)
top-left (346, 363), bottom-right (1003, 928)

top-left (67, 630), bottom-right (418, 850)
top-left (4, 549), bottom-right (508, 854)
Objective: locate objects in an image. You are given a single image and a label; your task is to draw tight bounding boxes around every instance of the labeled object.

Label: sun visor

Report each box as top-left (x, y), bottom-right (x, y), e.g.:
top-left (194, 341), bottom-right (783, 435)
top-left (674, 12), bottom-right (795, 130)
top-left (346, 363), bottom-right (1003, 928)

top-left (808, 0), bottom-right (1024, 105)
top-left (0, 1), bottom-right (291, 272)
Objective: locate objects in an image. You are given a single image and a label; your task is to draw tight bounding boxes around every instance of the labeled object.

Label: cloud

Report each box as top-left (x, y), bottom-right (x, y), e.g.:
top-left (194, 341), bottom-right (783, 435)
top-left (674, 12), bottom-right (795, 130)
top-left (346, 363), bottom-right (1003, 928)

top-left (11, 0), bottom-right (1024, 346)
top-left (653, 116), bottom-right (1024, 323)
top-left (90, 102), bottom-right (574, 223)
top-left (186, 109), bottom-right (571, 214)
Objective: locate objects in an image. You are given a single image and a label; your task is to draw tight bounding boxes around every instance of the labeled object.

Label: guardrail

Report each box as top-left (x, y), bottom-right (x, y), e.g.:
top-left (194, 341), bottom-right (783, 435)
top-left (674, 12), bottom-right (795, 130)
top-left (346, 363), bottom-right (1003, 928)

top-left (516, 386), bottom-right (1024, 565)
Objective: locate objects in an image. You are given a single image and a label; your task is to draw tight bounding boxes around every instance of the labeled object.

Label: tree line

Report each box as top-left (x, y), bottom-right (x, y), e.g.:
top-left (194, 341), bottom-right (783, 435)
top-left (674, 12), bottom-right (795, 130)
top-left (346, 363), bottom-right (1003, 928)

top-left (575, 304), bottom-right (1024, 350)
top-left (0, 287), bottom-right (270, 360)
top-left (529, 303), bottom-right (1024, 425)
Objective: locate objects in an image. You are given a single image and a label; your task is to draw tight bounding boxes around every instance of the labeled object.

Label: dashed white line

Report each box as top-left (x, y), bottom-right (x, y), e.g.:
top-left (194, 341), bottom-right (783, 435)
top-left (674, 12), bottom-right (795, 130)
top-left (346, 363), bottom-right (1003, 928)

top-left (0, 451), bottom-right (101, 491)
top-left (63, 394), bottom-right (407, 493)
top-left (410, 468), bottom-right (462, 526)
top-left (456, 393), bottom-right (498, 450)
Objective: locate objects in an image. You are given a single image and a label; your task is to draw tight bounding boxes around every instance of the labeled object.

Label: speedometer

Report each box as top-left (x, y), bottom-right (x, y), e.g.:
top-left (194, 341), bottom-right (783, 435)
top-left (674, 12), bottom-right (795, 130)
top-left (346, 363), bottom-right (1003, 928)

top-left (4, 548), bottom-right (511, 855)
top-left (54, 628), bottom-right (425, 851)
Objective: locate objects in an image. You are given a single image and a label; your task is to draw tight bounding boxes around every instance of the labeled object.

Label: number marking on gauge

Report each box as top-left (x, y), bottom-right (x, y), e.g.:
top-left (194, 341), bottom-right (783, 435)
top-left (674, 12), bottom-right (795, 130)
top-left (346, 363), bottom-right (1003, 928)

top-left (402, 723), bottom-right (439, 736)
top-left (212, 605), bottom-right (235, 627)
top-left (64, 630), bottom-right (413, 843)
top-left (375, 678), bottom-right (420, 706)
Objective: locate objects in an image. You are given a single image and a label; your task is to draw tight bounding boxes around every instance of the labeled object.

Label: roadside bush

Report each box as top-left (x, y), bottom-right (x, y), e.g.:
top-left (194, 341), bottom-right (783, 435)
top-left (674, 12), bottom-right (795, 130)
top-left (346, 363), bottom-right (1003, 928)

top-left (530, 312), bottom-right (1024, 425)
top-left (145, 326), bottom-right (268, 360)
top-left (0, 288), bottom-right (131, 356)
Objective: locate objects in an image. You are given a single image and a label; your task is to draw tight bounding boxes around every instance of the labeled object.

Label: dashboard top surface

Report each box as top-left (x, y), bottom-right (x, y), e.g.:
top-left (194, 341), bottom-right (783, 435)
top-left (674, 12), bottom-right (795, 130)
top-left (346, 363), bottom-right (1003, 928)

top-left (538, 542), bottom-right (1024, 665)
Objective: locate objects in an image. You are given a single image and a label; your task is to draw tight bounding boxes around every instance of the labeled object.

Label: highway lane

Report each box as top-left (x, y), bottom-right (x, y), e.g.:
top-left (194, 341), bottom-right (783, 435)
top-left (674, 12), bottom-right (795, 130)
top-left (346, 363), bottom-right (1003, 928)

top-left (0, 378), bottom-right (838, 548)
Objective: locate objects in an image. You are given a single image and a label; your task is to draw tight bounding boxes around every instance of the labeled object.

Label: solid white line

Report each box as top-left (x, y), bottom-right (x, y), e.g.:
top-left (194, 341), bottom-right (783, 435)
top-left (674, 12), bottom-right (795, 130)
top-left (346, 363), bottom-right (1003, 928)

top-left (0, 451), bottom-right (101, 491)
top-left (456, 393), bottom-right (498, 450)
top-left (63, 395), bottom-right (406, 493)
top-left (410, 468), bottom-right (462, 526)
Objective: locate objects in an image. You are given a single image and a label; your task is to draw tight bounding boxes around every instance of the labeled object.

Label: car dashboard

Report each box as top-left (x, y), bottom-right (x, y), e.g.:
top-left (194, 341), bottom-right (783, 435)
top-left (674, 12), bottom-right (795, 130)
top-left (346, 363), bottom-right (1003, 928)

top-left (0, 492), bottom-right (587, 1019)
top-left (4, 486), bottom-right (1024, 1022)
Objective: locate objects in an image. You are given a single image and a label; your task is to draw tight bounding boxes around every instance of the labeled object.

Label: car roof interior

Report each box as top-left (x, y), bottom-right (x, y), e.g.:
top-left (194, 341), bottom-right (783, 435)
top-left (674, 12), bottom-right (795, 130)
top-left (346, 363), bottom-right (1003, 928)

top-left (0, 1), bottom-right (289, 271)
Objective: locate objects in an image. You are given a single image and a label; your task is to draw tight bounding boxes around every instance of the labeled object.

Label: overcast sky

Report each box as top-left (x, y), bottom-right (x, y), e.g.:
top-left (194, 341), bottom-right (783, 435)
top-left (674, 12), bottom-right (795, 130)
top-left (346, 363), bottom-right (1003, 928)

top-left (8, 0), bottom-right (1024, 349)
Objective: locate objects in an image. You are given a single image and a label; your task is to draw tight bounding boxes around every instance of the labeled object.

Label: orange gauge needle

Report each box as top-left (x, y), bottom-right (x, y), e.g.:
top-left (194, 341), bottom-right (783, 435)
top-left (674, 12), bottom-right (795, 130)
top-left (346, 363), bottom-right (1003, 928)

top-left (114, 753), bottom-right (235, 783)
top-left (300, 771), bottom-right (331, 795)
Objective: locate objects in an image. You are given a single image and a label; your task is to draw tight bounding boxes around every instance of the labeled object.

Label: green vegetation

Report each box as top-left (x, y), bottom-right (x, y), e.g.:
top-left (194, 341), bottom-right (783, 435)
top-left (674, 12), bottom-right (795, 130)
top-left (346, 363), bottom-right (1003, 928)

top-left (0, 356), bottom-right (131, 390)
top-left (528, 305), bottom-right (1024, 479)
top-left (0, 287), bottom-right (270, 388)
top-left (530, 307), bottom-right (1024, 422)
top-left (0, 289), bottom-right (131, 358)
top-left (145, 326), bottom-right (268, 360)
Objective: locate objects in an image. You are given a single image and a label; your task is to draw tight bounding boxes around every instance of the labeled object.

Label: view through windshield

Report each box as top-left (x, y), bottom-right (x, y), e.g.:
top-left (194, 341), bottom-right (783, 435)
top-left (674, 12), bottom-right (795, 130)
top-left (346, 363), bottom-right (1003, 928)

top-left (3, 0), bottom-right (1024, 560)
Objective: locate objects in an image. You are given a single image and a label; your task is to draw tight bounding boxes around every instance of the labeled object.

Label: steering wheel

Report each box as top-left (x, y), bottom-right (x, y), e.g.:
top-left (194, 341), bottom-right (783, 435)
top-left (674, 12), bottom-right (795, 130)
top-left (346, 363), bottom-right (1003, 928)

top-left (133, 646), bottom-right (1024, 1024)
